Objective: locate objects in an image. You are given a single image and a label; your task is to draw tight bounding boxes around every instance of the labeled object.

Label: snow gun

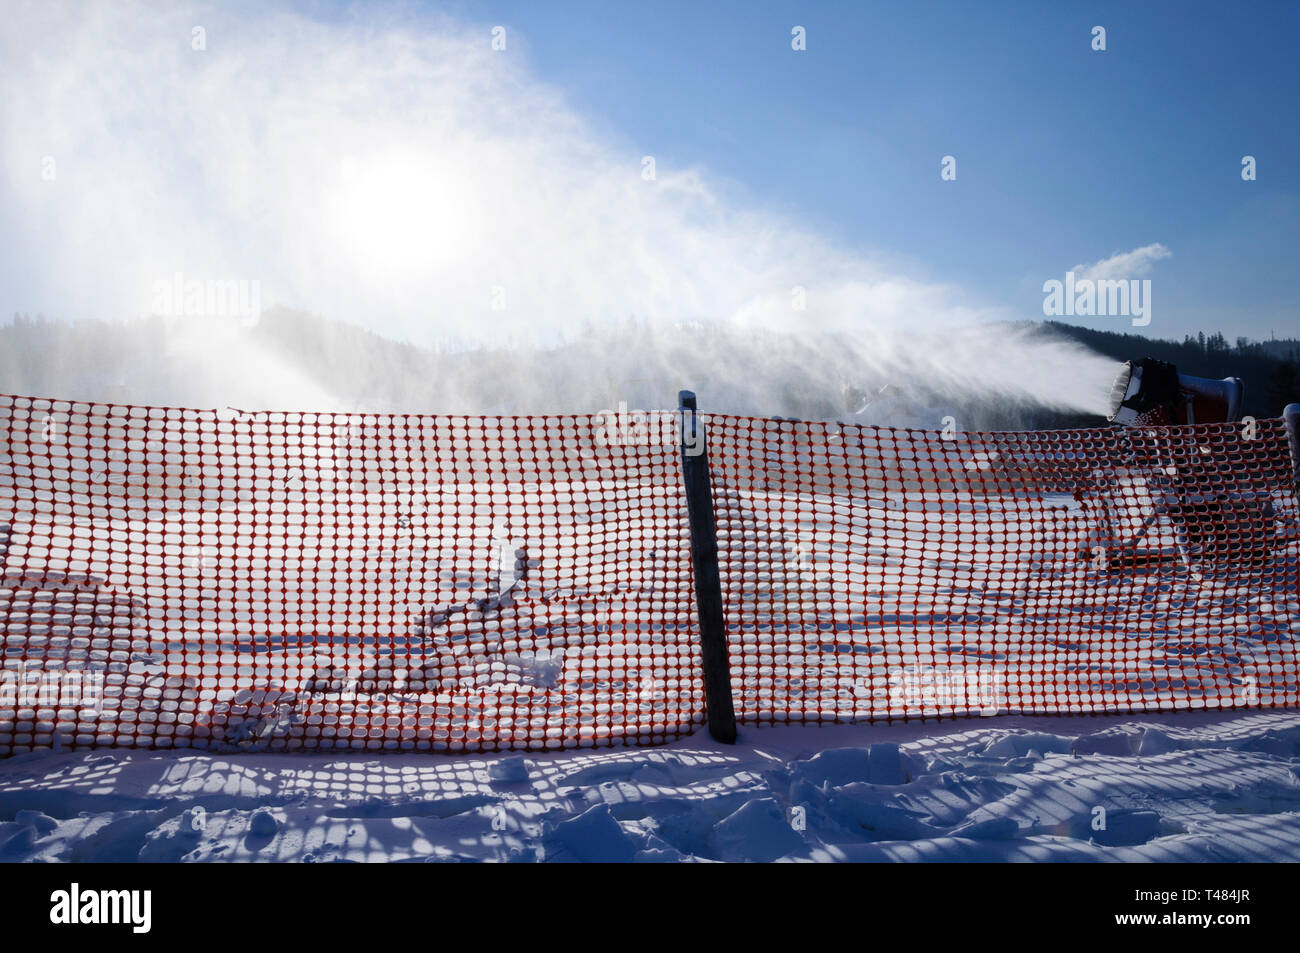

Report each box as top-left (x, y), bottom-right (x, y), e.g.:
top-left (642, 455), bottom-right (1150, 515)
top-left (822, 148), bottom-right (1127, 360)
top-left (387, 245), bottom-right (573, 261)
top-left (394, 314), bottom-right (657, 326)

top-left (1078, 358), bottom-right (1289, 573)
top-left (1104, 358), bottom-right (1242, 427)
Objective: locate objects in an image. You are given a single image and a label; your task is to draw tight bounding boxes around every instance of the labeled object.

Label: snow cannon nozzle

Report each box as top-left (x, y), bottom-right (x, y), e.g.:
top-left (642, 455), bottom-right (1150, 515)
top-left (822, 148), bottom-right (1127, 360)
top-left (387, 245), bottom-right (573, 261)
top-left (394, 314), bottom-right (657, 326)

top-left (1106, 358), bottom-right (1243, 427)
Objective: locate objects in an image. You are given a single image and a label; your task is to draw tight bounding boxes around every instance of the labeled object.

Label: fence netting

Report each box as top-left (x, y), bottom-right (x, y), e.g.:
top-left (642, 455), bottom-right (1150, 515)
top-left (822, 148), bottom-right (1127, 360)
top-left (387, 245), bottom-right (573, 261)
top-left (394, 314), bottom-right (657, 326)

top-left (1, 395), bottom-right (1298, 755)
top-left (0, 396), bottom-right (704, 753)
top-left (704, 413), bottom-right (1300, 726)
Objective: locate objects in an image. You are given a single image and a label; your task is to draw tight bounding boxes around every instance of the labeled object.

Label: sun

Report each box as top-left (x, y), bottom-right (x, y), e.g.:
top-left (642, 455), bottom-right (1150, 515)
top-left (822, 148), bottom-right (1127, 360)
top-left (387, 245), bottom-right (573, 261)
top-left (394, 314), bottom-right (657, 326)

top-left (332, 153), bottom-right (466, 278)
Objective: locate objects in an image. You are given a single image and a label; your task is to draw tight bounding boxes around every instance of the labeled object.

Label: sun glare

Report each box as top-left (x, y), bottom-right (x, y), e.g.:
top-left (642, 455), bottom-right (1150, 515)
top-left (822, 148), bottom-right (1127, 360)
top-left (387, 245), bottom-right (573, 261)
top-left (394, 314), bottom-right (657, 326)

top-left (333, 154), bottom-right (464, 277)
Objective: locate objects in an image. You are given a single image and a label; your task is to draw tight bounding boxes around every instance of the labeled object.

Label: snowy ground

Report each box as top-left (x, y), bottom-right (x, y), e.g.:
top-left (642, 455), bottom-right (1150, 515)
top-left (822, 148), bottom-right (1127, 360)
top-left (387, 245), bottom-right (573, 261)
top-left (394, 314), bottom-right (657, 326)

top-left (2, 707), bottom-right (1298, 862)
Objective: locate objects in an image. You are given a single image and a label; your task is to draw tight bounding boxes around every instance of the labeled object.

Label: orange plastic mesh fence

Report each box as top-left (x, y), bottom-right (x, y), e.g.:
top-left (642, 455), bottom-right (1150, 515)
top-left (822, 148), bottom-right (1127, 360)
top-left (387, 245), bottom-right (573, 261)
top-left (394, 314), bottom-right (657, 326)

top-left (2, 395), bottom-right (1298, 755)
top-left (703, 413), bottom-right (1300, 725)
top-left (0, 395), bottom-right (704, 753)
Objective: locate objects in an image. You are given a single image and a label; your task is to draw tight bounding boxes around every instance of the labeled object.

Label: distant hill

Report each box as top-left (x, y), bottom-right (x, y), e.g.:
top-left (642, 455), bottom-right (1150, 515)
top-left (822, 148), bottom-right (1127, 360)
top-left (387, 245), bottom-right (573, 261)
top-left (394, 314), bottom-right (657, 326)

top-left (3, 310), bottom-right (1297, 428)
top-left (0, 309), bottom-right (1072, 424)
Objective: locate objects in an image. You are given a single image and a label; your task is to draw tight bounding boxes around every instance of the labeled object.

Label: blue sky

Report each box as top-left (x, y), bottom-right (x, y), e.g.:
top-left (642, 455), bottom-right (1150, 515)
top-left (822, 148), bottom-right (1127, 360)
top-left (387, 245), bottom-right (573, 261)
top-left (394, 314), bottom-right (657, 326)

top-left (422, 0), bottom-right (1300, 340)
top-left (3, 1), bottom-right (1296, 345)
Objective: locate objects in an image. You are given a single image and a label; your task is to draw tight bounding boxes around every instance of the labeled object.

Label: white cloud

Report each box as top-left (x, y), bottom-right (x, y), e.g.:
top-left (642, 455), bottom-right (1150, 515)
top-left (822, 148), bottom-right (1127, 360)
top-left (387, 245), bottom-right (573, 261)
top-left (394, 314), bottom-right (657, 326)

top-left (1072, 243), bottom-right (1172, 282)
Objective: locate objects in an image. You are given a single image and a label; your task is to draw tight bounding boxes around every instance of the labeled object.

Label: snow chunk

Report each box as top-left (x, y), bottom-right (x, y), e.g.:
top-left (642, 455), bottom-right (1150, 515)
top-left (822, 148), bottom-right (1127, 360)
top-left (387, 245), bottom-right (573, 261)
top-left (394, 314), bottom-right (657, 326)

top-left (867, 743), bottom-right (906, 785)
top-left (15, 810), bottom-right (58, 835)
top-left (542, 805), bottom-right (638, 862)
top-left (710, 797), bottom-right (806, 862)
top-left (982, 732), bottom-right (1073, 759)
top-left (248, 810), bottom-right (280, 839)
top-left (1137, 727), bottom-right (1176, 756)
top-left (790, 743), bottom-right (907, 788)
top-left (790, 748), bottom-right (871, 788)
top-left (823, 786), bottom-right (940, 841)
top-left (488, 756), bottom-right (531, 784)
top-left (0, 824), bottom-right (37, 858)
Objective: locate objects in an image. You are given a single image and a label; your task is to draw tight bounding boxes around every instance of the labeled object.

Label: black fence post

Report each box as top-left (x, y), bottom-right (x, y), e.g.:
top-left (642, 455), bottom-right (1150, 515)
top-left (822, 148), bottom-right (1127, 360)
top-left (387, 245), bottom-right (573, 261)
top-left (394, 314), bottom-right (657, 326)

top-left (1285, 403), bottom-right (1300, 490)
top-left (678, 390), bottom-right (737, 744)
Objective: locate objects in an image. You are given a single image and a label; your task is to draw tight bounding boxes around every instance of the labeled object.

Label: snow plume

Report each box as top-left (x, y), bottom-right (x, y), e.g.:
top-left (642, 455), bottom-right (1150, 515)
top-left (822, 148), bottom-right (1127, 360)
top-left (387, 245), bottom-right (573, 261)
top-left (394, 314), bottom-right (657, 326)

top-left (0, 0), bottom-right (1120, 418)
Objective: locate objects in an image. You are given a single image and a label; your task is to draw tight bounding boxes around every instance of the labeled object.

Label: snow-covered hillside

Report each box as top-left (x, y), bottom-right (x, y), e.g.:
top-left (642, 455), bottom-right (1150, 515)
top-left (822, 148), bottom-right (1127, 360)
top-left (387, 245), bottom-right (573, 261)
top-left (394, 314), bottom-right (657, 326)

top-left (2, 708), bottom-right (1298, 862)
